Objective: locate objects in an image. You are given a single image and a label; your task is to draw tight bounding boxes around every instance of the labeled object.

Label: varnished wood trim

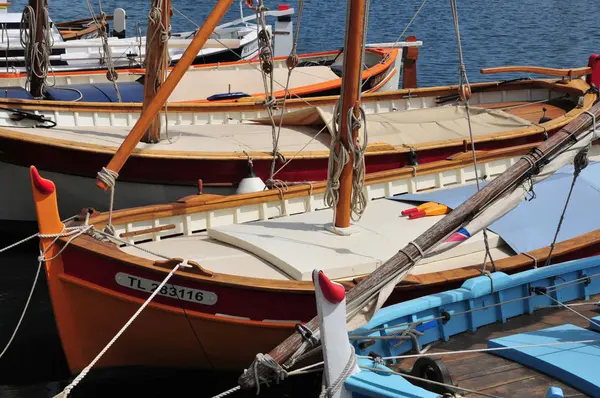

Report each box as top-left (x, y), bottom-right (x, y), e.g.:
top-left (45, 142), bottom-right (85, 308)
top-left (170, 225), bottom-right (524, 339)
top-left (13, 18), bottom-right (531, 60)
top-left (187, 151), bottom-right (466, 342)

top-left (481, 66), bottom-right (592, 79)
top-left (119, 224), bottom-right (176, 238)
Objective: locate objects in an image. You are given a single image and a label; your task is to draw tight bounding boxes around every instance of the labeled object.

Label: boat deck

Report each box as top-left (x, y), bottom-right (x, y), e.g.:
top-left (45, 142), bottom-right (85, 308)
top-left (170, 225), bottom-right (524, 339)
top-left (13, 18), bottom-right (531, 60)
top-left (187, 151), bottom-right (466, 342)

top-left (394, 294), bottom-right (600, 397)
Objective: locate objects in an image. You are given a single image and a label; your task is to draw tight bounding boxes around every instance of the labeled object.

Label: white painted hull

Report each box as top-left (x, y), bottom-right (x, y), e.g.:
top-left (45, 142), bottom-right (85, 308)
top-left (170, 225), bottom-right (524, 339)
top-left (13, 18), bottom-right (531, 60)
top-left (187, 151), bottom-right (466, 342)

top-left (0, 161), bottom-right (232, 222)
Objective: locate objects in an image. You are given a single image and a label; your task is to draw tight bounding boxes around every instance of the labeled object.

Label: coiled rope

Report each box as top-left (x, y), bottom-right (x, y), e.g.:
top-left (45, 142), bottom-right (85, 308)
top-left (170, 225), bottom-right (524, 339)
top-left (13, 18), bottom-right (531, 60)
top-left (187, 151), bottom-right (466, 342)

top-left (96, 167), bottom-right (119, 235)
top-left (20, 5), bottom-right (53, 97)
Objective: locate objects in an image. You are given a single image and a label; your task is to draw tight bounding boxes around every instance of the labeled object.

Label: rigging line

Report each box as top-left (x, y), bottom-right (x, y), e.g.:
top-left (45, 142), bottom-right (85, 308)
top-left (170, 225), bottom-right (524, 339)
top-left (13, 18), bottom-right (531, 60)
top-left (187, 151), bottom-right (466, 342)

top-left (451, 0), bottom-right (496, 273)
top-left (171, 4), bottom-right (320, 109)
top-left (391, 0), bottom-right (429, 46)
top-left (268, 0), bottom-right (304, 181)
top-left (350, 272), bottom-right (600, 335)
top-left (537, 291), bottom-right (600, 328)
top-left (359, 366), bottom-right (503, 398)
top-left (360, 338), bottom-right (600, 361)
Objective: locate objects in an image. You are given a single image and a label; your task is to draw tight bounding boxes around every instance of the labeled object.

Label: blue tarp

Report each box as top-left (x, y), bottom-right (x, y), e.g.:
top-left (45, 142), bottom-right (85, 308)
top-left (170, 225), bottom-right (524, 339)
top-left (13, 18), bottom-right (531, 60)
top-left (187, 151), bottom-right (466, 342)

top-left (389, 162), bottom-right (600, 254)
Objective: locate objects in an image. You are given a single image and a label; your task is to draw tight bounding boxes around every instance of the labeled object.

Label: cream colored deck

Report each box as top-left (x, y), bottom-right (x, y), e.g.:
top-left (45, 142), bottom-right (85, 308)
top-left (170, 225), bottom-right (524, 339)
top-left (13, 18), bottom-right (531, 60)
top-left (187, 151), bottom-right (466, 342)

top-left (3, 105), bottom-right (533, 154)
top-left (121, 198), bottom-right (513, 281)
top-left (169, 66), bottom-right (341, 102)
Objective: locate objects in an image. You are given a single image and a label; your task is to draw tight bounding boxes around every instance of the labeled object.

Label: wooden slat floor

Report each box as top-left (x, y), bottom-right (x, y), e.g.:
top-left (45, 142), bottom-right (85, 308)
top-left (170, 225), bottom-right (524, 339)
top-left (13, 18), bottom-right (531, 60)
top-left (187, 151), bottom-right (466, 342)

top-left (394, 294), bottom-right (600, 397)
top-left (480, 98), bottom-right (574, 124)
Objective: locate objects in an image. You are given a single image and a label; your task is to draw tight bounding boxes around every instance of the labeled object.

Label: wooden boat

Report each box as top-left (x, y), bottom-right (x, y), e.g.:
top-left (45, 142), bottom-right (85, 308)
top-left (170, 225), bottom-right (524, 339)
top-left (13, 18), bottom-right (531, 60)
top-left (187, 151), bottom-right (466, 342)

top-left (348, 256), bottom-right (600, 397)
top-left (29, 138), bottom-right (600, 374)
top-left (0, 2), bottom-right (289, 72)
top-left (301, 257), bottom-right (600, 397)
top-left (0, 45), bottom-right (405, 102)
top-left (2, 74), bottom-right (595, 222)
top-left (26, 0), bottom-right (600, 390)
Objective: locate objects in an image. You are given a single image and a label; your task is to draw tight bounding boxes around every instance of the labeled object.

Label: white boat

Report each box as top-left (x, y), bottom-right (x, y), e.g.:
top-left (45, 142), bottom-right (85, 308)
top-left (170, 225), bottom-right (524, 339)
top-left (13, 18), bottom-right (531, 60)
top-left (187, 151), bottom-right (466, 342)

top-left (0, 1), bottom-right (294, 73)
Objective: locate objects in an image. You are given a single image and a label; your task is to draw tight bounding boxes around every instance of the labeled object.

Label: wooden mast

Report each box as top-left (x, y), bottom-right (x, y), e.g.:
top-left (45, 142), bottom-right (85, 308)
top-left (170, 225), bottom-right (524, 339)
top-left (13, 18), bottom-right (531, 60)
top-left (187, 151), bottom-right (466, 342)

top-left (238, 100), bottom-right (600, 390)
top-left (96, 0), bottom-right (234, 190)
top-left (28, 0), bottom-right (47, 98)
top-left (141, 0), bottom-right (171, 143)
top-left (334, 0), bottom-right (367, 228)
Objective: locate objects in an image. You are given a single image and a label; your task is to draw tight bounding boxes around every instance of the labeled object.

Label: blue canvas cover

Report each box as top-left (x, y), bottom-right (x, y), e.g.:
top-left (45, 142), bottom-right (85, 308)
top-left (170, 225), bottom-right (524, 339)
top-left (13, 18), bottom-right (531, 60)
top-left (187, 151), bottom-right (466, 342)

top-left (389, 162), bottom-right (600, 254)
top-left (45, 82), bottom-right (144, 102)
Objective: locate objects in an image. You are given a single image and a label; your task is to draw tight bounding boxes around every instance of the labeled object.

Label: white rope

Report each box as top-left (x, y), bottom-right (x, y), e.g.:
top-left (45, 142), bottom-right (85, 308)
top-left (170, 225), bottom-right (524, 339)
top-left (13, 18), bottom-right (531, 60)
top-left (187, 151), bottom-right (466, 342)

top-left (350, 272), bottom-right (600, 336)
top-left (359, 366), bottom-right (503, 398)
top-left (538, 291), bottom-right (600, 328)
top-left (96, 167), bottom-right (118, 234)
top-left (319, 346), bottom-right (356, 398)
top-left (0, 226), bottom-right (92, 362)
top-left (391, 0), bottom-right (429, 46)
top-left (54, 258), bottom-right (190, 398)
top-left (449, 0), bottom-right (497, 274)
top-left (20, 5), bottom-right (53, 96)
top-left (360, 338), bottom-right (600, 361)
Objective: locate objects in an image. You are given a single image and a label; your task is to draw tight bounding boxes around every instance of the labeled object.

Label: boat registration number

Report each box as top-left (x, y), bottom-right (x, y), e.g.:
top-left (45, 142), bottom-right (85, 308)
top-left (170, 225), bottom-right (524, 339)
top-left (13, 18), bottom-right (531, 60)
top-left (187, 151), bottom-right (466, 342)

top-left (115, 272), bottom-right (218, 306)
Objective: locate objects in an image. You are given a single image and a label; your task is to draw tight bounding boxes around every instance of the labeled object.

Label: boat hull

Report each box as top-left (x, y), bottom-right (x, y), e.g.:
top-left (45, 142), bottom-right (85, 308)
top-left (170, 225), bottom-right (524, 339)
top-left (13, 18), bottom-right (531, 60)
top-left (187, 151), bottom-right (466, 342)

top-left (46, 231), bottom-right (600, 374)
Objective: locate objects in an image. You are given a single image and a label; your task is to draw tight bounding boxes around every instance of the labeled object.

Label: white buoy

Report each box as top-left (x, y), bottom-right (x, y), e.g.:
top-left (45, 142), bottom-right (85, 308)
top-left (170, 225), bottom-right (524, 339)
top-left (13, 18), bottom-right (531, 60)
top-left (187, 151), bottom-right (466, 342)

top-left (236, 160), bottom-right (266, 194)
top-left (112, 8), bottom-right (126, 39)
top-left (313, 269), bottom-right (360, 398)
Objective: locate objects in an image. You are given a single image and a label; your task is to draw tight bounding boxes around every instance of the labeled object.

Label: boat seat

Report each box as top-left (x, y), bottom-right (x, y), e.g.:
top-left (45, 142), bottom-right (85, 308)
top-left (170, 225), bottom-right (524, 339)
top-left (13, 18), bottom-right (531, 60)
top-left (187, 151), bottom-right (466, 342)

top-left (488, 324), bottom-right (600, 397)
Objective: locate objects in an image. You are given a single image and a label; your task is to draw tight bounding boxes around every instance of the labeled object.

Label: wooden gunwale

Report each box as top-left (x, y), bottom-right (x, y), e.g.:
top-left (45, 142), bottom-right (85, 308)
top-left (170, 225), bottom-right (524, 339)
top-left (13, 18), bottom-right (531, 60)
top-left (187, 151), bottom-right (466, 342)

top-left (0, 79), bottom-right (591, 162)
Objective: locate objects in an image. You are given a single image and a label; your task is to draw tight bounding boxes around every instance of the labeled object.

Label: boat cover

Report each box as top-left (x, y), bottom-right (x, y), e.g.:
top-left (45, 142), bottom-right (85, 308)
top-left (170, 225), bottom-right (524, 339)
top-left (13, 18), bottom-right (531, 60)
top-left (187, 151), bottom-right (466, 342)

top-left (45, 82), bottom-right (144, 102)
top-left (488, 324), bottom-right (600, 397)
top-left (256, 105), bottom-right (533, 146)
top-left (389, 162), bottom-right (600, 254)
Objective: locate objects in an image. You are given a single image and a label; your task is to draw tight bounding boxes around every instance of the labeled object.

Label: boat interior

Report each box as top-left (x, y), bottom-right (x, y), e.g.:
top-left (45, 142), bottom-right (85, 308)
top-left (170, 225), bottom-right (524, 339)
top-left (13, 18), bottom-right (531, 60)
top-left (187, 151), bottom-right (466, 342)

top-left (0, 81), bottom-right (582, 159)
top-left (391, 293), bottom-right (600, 397)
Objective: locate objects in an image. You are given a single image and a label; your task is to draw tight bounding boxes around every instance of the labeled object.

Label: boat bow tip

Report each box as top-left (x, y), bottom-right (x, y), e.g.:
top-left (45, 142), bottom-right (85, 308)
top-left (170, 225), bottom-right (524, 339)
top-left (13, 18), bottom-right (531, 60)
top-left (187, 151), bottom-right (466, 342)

top-left (30, 165), bottom-right (64, 235)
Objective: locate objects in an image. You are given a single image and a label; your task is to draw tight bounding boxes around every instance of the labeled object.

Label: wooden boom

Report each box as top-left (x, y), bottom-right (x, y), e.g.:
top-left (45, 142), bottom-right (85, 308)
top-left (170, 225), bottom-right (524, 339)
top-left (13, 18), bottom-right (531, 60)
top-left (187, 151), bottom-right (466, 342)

top-left (95, 0), bottom-right (233, 190)
top-left (481, 66), bottom-right (592, 80)
top-left (238, 99), bottom-right (600, 390)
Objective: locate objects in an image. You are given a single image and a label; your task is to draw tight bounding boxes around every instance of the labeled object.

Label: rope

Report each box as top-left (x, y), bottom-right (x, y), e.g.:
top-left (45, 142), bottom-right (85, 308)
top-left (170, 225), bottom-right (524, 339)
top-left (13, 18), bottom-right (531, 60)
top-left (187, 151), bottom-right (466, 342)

top-left (319, 346), bottom-right (356, 398)
top-left (537, 291), bottom-right (600, 328)
top-left (362, 338), bottom-right (600, 361)
top-left (242, 353), bottom-right (288, 396)
top-left (55, 258), bottom-right (190, 398)
top-left (391, 0), bottom-right (429, 46)
top-left (0, 226), bottom-right (92, 362)
top-left (84, 0), bottom-right (121, 102)
top-left (268, 0), bottom-right (304, 181)
top-left (20, 5), bottom-right (53, 97)
top-left (449, 0), bottom-right (497, 274)
top-left (350, 272), bottom-right (600, 336)
top-left (96, 167), bottom-right (118, 235)
top-left (544, 145), bottom-right (589, 266)
top-left (359, 366), bottom-right (503, 398)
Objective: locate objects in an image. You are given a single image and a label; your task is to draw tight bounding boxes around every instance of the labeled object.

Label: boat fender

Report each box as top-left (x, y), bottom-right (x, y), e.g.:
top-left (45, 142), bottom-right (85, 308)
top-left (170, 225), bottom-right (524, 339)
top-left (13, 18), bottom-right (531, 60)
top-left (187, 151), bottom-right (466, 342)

top-left (407, 147), bottom-right (419, 166)
top-left (586, 54), bottom-right (600, 90)
top-left (236, 159), bottom-right (266, 194)
top-left (408, 357), bottom-right (455, 395)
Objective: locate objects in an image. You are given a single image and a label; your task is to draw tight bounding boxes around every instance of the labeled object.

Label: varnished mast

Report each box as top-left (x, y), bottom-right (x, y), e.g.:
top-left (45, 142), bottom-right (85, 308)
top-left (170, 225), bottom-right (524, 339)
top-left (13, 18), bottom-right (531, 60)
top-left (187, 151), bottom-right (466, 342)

top-left (96, 0), bottom-right (234, 190)
top-left (334, 0), bottom-right (367, 228)
top-left (141, 0), bottom-right (171, 143)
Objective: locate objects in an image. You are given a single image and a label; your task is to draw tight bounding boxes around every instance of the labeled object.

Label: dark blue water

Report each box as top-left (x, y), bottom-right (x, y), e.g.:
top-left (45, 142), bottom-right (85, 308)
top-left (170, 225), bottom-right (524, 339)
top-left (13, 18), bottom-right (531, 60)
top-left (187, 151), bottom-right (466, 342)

top-left (45, 0), bottom-right (600, 86)
top-left (1, 0), bottom-right (600, 396)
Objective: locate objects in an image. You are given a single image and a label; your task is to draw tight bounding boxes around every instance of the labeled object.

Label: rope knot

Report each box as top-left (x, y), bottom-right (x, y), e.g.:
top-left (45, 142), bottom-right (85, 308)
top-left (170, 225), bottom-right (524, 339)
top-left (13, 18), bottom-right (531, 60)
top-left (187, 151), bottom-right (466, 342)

top-left (97, 167), bottom-right (118, 189)
top-left (243, 353), bottom-right (288, 395)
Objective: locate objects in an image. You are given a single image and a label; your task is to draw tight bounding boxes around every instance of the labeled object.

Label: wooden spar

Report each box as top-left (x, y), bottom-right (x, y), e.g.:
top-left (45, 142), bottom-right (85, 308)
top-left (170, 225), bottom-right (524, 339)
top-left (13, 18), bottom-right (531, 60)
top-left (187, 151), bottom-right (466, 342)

top-left (401, 35), bottom-right (418, 89)
top-left (334, 0), bottom-right (367, 228)
top-left (28, 0), bottom-right (47, 98)
top-left (238, 100), bottom-right (600, 390)
top-left (481, 66), bottom-right (592, 80)
top-left (141, 0), bottom-right (171, 143)
top-left (95, 0), bottom-right (234, 190)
